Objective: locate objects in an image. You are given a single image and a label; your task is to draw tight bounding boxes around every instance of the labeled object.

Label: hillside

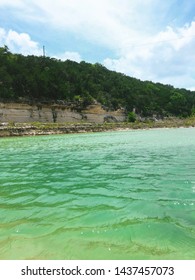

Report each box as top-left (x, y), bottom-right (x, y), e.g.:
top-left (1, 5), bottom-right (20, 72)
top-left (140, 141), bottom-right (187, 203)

top-left (1, 45), bottom-right (195, 119)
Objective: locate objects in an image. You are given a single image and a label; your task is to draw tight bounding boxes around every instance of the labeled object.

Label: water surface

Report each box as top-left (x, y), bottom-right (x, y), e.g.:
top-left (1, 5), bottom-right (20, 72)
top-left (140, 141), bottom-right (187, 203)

top-left (0, 128), bottom-right (195, 259)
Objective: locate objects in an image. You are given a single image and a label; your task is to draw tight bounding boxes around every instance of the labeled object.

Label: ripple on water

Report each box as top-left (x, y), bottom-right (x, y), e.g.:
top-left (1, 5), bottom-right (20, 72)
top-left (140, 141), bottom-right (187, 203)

top-left (0, 128), bottom-right (195, 259)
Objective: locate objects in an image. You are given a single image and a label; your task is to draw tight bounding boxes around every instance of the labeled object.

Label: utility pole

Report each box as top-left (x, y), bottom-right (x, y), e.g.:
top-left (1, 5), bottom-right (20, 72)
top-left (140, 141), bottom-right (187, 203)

top-left (43, 45), bottom-right (45, 57)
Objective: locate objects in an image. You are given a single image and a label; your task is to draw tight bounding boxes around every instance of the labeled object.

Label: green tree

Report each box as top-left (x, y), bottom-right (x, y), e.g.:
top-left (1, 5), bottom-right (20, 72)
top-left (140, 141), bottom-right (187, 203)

top-left (128, 111), bottom-right (136, 122)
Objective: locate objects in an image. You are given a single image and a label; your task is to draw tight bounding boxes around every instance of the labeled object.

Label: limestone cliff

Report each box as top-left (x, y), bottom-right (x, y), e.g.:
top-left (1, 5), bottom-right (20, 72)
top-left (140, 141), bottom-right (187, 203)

top-left (0, 102), bottom-right (126, 123)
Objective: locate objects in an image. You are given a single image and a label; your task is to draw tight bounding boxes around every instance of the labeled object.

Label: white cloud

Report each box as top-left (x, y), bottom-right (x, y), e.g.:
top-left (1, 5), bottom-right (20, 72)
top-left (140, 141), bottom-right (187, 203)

top-left (153, 22), bottom-right (195, 51)
top-left (0, 0), bottom-right (140, 51)
top-left (55, 51), bottom-right (82, 62)
top-left (1, 0), bottom-right (195, 88)
top-left (25, 0), bottom-right (182, 53)
top-left (0, 0), bottom-right (181, 55)
top-left (0, 28), bottom-right (42, 55)
top-left (103, 21), bottom-right (195, 89)
top-left (188, 87), bottom-right (195, 91)
top-left (48, 1), bottom-right (129, 50)
top-left (0, 27), bottom-right (6, 45)
top-left (0, 0), bottom-right (23, 6)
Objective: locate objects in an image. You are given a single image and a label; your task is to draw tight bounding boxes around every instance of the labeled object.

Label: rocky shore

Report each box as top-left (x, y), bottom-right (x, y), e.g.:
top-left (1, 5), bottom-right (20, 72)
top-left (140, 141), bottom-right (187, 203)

top-left (0, 117), bottom-right (195, 137)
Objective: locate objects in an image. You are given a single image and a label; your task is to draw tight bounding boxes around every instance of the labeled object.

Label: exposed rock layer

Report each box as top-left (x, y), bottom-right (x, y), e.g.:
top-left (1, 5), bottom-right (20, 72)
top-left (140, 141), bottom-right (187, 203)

top-left (0, 102), bottom-right (126, 123)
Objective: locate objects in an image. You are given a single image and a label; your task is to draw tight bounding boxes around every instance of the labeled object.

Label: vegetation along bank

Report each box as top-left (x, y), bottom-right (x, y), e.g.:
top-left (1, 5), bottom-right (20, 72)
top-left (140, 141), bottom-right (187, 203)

top-left (0, 45), bottom-right (195, 136)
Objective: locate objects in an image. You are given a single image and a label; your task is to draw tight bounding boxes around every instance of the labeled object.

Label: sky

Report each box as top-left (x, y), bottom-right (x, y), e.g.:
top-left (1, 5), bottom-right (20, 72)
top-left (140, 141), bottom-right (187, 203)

top-left (0, 0), bottom-right (195, 90)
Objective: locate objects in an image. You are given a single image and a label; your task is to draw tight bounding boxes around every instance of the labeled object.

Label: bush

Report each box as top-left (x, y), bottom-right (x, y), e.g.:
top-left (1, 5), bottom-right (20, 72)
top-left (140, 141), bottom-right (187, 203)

top-left (128, 111), bottom-right (136, 122)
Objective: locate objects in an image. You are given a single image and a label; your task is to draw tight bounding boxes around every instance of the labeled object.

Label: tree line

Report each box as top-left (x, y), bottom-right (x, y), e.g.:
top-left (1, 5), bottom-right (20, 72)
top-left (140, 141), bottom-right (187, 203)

top-left (0, 45), bottom-right (195, 118)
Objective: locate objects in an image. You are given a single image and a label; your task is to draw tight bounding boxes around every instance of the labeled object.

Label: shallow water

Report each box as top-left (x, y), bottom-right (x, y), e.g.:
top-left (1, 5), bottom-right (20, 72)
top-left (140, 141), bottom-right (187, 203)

top-left (0, 127), bottom-right (195, 259)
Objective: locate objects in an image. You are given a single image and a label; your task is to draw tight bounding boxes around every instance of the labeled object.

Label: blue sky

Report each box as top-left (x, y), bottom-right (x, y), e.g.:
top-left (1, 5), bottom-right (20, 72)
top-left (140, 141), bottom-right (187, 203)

top-left (0, 0), bottom-right (195, 90)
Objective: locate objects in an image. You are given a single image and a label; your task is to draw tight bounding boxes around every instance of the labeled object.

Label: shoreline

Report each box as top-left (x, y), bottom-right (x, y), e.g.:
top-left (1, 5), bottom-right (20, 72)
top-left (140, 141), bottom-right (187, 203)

top-left (0, 118), bottom-right (195, 137)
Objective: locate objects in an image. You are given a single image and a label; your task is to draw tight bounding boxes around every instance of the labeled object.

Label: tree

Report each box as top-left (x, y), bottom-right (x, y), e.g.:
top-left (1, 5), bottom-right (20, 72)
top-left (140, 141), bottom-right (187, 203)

top-left (0, 46), bottom-right (195, 118)
top-left (128, 111), bottom-right (136, 122)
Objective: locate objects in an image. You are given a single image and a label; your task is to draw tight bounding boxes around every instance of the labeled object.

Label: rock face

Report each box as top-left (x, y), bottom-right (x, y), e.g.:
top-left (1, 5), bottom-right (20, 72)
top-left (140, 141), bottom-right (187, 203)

top-left (0, 102), bottom-right (126, 123)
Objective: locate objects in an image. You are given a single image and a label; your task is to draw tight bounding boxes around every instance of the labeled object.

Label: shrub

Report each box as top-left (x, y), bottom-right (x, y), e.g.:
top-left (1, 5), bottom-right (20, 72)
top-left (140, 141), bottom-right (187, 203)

top-left (128, 111), bottom-right (136, 122)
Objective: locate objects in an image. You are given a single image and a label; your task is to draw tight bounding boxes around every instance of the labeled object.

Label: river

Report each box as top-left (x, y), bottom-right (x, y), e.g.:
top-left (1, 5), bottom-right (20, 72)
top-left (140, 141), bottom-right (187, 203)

top-left (0, 128), bottom-right (195, 259)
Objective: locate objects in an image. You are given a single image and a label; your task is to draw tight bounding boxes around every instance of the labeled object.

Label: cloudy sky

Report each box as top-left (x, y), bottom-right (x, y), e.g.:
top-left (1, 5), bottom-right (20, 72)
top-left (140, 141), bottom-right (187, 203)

top-left (0, 0), bottom-right (195, 90)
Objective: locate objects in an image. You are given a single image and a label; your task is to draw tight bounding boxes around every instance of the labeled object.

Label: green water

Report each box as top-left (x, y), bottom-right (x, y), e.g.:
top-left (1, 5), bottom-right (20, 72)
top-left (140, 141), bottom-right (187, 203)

top-left (0, 128), bottom-right (195, 260)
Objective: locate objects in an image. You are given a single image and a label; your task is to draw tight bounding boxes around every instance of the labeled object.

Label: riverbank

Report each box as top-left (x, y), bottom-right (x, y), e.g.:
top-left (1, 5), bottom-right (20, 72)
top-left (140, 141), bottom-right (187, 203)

top-left (0, 117), bottom-right (195, 137)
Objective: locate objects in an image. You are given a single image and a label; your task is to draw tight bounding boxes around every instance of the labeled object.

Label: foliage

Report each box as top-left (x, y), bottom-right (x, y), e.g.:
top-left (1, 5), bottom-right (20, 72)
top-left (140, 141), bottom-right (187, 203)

top-left (128, 111), bottom-right (136, 122)
top-left (191, 106), bottom-right (195, 116)
top-left (0, 46), bottom-right (195, 118)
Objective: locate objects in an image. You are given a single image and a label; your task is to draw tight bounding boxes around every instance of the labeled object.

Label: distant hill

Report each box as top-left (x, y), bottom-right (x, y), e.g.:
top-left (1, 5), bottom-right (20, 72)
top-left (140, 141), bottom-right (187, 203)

top-left (0, 45), bottom-right (195, 118)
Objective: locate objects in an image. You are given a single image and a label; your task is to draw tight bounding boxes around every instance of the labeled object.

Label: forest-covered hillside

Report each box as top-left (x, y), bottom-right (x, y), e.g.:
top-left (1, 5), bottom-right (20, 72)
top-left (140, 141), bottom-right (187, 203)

top-left (0, 45), bottom-right (195, 118)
